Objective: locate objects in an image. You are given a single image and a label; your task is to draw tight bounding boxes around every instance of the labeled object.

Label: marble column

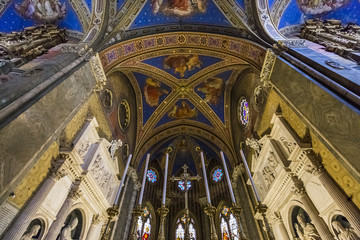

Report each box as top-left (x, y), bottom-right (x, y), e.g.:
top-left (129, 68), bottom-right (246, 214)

top-left (45, 183), bottom-right (83, 240)
top-left (307, 157), bottom-right (360, 236)
top-left (86, 214), bottom-right (103, 240)
top-left (272, 213), bottom-right (290, 240)
top-left (291, 176), bottom-right (334, 240)
top-left (2, 159), bottom-right (68, 240)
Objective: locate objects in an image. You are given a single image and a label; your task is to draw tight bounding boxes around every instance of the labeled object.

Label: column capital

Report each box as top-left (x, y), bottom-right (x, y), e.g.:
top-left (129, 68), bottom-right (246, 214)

top-left (92, 214), bottom-right (102, 225)
top-left (290, 175), bottom-right (307, 197)
top-left (230, 204), bottom-right (243, 218)
top-left (204, 204), bottom-right (217, 217)
top-left (68, 188), bottom-right (83, 200)
top-left (305, 153), bottom-right (325, 176)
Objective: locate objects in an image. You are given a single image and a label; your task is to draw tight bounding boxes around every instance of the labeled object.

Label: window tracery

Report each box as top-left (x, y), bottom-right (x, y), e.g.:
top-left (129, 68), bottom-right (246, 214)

top-left (220, 205), bottom-right (239, 240)
top-left (136, 206), bottom-right (152, 239)
top-left (212, 168), bottom-right (223, 182)
top-left (175, 214), bottom-right (196, 240)
top-left (147, 169), bottom-right (157, 183)
top-left (238, 98), bottom-right (250, 126)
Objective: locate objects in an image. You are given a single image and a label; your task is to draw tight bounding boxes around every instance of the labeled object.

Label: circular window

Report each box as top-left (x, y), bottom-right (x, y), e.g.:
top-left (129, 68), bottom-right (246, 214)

top-left (238, 97), bottom-right (249, 126)
top-left (212, 168), bottom-right (223, 182)
top-left (178, 180), bottom-right (191, 191)
top-left (118, 99), bottom-right (130, 131)
top-left (147, 169), bottom-right (157, 183)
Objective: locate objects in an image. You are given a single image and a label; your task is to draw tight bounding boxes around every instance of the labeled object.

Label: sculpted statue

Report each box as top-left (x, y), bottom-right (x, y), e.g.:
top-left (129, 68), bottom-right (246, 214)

top-left (294, 212), bottom-right (321, 240)
top-left (59, 217), bottom-right (78, 240)
top-left (109, 139), bottom-right (122, 159)
top-left (332, 220), bottom-right (360, 240)
top-left (245, 138), bottom-right (262, 156)
top-left (20, 225), bottom-right (41, 240)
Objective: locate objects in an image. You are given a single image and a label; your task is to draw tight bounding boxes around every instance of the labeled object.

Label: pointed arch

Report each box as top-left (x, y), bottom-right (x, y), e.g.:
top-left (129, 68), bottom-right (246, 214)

top-left (172, 209), bottom-right (199, 240)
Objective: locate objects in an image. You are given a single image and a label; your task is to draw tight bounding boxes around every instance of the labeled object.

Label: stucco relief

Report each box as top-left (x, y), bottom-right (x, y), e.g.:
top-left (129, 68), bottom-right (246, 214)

top-left (89, 153), bottom-right (112, 196)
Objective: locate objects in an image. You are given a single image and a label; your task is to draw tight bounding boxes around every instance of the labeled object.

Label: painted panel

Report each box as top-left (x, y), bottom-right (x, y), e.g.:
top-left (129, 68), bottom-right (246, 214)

top-left (195, 70), bottom-right (233, 123)
top-left (0, 0), bottom-right (83, 32)
top-left (130, 0), bottom-right (231, 29)
top-left (142, 54), bottom-right (223, 79)
top-left (133, 72), bottom-right (172, 125)
top-left (279, 0), bottom-right (360, 29)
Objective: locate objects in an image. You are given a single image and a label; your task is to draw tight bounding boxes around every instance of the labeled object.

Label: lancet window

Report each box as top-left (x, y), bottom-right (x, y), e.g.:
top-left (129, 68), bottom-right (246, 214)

top-left (175, 215), bottom-right (196, 240)
top-left (238, 98), bottom-right (250, 126)
top-left (135, 206), bottom-right (152, 239)
top-left (220, 205), bottom-right (239, 240)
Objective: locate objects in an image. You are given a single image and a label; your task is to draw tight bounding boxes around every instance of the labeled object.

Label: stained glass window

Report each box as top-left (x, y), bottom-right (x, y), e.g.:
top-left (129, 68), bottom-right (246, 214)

top-left (147, 169), bottom-right (157, 183)
top-left (221, 217), bottom-right (230, 240)
top-left (220, 205), bottom-right (239, 240)
top-left (212, 168), bottom-right (223, 182)
top-left (222, 206), bottom-right (230, 216)
top-left (189, 223), bottom-right (196, 239)
top-left (143, 207), bottom-right (149, 217)
top-left (178, 180), bottom-right (191, 191)
top-left (239, 98), bottom-right (249, 126)
top-left (175, 224), bottom-right (185, 239)
top-left (136, 206), bottom-right (152, 239)
top-left (175, 216), bottom-right (196, 240)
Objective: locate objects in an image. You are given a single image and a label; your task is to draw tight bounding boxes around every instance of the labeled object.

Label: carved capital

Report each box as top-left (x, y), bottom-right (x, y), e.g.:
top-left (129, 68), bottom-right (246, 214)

top-left (90, 53), bottom-right (107, 91)
top-left (290, 175), bottom-right (307, 197)
top-left (106, 207), bottom-right (119, 218)
top-left (132, 205), bottom-right (144, 217)
top-left (68, 188), bottom-right (83, 200)
top-left (230, 204), bottom-right (243, 218)
top-left (92, 214), bottom-right (102, 225)
top-left (204, 204), bottom-right (217, 217)
top-left (305, 152), bottom-right (325, 176)
top-left (255, 203), bottom-right (268, 214)
top-left (157, 206), bottom-right (169, 218)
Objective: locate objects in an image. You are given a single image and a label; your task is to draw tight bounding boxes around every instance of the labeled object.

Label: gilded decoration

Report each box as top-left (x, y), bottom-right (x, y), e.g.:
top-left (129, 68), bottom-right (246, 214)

top-left (100, 32), bottom-right (266, 72)
top-left (257, 89), bottom-right (360, 208)
top-left (9, 142), bottom-right (59, 208)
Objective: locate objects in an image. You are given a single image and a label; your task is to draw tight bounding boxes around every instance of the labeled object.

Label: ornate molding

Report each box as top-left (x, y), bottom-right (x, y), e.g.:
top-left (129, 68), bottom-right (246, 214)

top-left (277, 39), bottom-right (307, 49)
top-left (90, 53), bottom-right (107, 91)
top-left (259, 49), bottom-right (276, 87)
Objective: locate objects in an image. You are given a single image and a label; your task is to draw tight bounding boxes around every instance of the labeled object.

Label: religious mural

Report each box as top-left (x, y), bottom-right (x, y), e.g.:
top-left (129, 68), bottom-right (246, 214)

top-left (152, 0), bottom-right (207, 17)
top-left (196, 76), bottom-right (224, 105)
top-left (15, 0), bottom-right (66, 22)
top-left (296, 0), bottom-right (347, 15)
top-left (168, 101), bottom-right (197, 119)
top-left (278, 0), bottom-right (360, 28)
top-left (144, 78), bottom-right (169, 107)
top-left (164, 54), bottom-right (202, 78)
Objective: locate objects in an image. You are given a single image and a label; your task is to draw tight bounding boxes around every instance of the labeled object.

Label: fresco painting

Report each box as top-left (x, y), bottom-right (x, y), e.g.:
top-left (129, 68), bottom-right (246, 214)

top-left (142, 54), bottom-right (223, 79)
top-left (130, 0), bottom-right (231, 28)
top-left (152, 0), bottom-right (206, 17)
top-left (0, 0), bottom-right (83, 32)
top-left (168, 100), bottom-right (197, 119)
top-left (133, 72), bottom-right (172, 124)
top-left (15, 0), bottom-right (66, 22)
top-left (196, 76), bottom-right (224, 105)
top-left (144, 78), bottom-right (169, 107)
top-left (278, 0), bottom-right (360, 29)
top-left (195, 70), bottom-right (232, 123)
top-left (164, 54), bottom-right (202, 78)
top-left (155, 99), bottom-right (212, 127)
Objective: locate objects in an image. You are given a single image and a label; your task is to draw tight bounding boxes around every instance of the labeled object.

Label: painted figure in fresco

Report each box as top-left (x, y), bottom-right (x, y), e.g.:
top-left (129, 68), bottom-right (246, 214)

top-left (294, 212), bottom-right (321, 240)
top-left (296, 0), bottom-right (348, 15)
top-left (144, 78), bottom-right (169, 107)
top-left (15, 0), bottom-right (66, 22)
top-left (142, 227), bottom-right (150, 240)
top-left (20, 225), bottom-right (41, 240)
top-left (59, 217), bottom-right (78, 240)
top-left (164, 55), bottom-right (202, 77)
top-left (152, 0), bottom-right (206, 17)
top-left (332, 220), bottom-right (360, 240)
top-left (168, 101), bottom-right (197, 119)
top-left (197, 77), bottom-right (224, 105)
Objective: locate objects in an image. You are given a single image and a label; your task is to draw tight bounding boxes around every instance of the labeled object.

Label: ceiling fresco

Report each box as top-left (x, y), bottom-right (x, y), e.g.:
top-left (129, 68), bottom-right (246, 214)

top-left (277, 0), bottom-right (360, 29)
top-left (0, 0), bottom-right (85, 33)
top-left (235, 0), bottom-right (245, 9)
top-left (130, 0), bottom-right (231, 29)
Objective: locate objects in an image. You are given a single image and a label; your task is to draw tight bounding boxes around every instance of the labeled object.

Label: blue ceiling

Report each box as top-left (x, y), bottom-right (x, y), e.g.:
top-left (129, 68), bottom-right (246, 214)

top-left (278, 0), bottom-right (360, 29)
top-left (130, 0), bottom-right (231, 29)
top-left (0, 0), bottom-right (83, 33)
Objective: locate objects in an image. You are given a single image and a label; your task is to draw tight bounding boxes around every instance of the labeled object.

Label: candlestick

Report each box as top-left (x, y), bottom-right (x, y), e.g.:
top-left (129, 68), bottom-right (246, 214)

top-left (138, 153), bottom-right (150, 206)
top-left (162, 152), bottom-right (169, 205)
top-left (240, 150), bottom-right (261, 203)
top-left (220, 151), bottom-right (236, 203)
top-left (114, 154), bottom-right (132, 206)
top-left (200, 151), bottom-right (211, 205)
